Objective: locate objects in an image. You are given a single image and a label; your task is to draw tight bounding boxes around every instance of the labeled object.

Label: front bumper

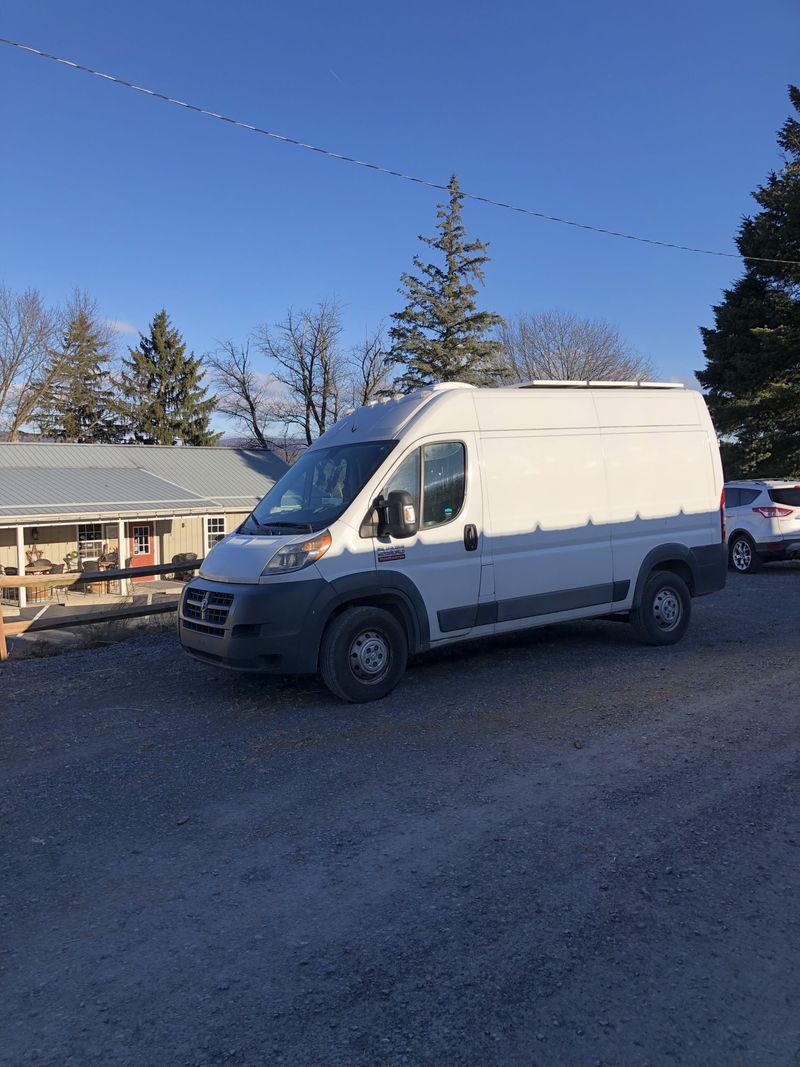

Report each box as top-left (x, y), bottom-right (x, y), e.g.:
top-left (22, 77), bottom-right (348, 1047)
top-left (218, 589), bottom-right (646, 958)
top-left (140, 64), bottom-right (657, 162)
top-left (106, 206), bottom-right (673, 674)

top-left (177, 575), bottom-right (333, 674)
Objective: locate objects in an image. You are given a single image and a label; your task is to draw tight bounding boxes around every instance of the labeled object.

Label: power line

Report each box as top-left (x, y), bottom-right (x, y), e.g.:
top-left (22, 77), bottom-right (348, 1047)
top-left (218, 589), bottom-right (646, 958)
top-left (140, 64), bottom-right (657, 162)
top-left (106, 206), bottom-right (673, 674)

top-left (2, 34), bottom-right (799, 269)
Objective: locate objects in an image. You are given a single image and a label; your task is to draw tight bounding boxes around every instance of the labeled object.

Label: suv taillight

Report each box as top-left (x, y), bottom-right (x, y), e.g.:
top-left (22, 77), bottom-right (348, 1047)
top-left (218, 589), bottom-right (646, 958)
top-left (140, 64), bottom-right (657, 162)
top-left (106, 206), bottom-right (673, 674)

top-left (753, 506), bottom-right (793, 518)
top-left (720, 488), bottom-right (726, 542)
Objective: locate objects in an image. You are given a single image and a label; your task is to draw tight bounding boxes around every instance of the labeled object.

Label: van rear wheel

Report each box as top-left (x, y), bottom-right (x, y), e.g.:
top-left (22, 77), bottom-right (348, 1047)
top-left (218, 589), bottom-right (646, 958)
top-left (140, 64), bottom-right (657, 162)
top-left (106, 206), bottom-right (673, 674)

top-left (320, 606), bottom-right (408, 703)
top-left (630, 571), bottom-right (691, 646)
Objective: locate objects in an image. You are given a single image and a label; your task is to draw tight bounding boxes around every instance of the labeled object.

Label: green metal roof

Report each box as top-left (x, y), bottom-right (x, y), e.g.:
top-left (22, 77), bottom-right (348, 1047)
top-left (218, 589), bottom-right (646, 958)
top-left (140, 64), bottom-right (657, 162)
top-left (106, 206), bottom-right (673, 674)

top-left (0, 442), bottom-right (287, 523)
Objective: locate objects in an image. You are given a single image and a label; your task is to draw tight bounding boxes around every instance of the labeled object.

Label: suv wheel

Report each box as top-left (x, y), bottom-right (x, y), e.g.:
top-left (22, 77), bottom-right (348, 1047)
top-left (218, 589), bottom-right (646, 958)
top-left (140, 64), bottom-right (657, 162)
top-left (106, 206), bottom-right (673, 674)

top-left (320, 606), bottom-right (408, 703)
top-left (630, 571), bottom-right (691, 646)
top-left (729, 533), bottom-right (761, 574)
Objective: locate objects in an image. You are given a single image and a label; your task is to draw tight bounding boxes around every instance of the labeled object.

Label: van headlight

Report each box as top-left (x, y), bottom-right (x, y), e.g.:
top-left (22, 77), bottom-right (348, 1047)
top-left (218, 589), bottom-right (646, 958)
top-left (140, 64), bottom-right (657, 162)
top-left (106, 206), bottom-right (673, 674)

top-left (261, 530), bottom-right (332, 575)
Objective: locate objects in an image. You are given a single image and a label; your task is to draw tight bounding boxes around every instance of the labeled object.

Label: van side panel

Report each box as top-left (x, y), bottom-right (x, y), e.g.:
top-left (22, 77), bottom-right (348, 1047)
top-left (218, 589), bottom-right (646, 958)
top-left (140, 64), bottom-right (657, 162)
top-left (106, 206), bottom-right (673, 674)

top-left (593, 389), bottom-right (722, 606)
top-left (480, 430), bottom-right (614, 632)
top-left (473, 390), bottom-right (598, 433)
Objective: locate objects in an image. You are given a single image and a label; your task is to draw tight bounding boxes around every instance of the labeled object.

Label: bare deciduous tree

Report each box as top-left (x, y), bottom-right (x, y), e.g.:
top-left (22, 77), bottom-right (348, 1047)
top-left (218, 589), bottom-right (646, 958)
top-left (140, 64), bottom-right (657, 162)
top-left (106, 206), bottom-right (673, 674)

top-left (500, 310), bottom-right (654, 383)
top-left (347, 324), bottom-right (393, 408)
top-left (208, 339), bottom-right (275, 449)
top-left (211, 312), bottom-right (394, 457)
top-left (268, 429), bottom-right (307, 466)
top-left (255, 301), bottom-right (344, 445)
top-left (0, 284), bottom-right (63, 439)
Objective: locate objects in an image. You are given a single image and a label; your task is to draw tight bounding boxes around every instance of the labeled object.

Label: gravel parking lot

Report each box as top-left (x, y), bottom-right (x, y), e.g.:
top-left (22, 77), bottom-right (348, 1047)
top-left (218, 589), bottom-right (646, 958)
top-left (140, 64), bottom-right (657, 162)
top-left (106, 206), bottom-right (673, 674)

top-left (2, 567), bottom-right (799, 1066)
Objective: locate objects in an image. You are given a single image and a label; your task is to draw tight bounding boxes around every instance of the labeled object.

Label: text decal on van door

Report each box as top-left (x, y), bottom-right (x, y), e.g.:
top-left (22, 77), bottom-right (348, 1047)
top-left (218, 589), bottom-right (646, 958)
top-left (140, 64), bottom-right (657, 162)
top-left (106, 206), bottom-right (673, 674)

top-left (378, 548), bottom-right (406, 563)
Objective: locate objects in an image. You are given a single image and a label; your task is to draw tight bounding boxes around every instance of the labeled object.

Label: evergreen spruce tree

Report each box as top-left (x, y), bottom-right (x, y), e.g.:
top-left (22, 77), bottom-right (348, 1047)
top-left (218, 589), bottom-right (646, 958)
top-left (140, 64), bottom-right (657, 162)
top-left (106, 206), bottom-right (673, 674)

top-left (36, 293), bottom-right (121, 442)
top-left (118, 309), bottom-right (220, 445)
top-left (698, 86), bottom-right (800, 476)
top-left (389, 174), bottom-right (505, 391)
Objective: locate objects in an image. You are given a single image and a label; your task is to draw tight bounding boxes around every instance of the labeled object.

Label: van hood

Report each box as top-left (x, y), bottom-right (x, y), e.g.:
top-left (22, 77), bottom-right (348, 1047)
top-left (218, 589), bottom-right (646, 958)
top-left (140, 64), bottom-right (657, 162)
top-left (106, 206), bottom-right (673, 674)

top-left (199, 532), bottom-right (296, 582)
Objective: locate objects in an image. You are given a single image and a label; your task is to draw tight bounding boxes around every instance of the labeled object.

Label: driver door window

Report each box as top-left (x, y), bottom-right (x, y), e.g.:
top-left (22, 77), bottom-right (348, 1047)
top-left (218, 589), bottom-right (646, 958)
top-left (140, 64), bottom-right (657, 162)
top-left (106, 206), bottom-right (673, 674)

top-left (384, 449), bottom-right (421, 513)
top-left (378, 442), bottom-right (465, 534)
top-left (421, 442), bottom-right (465, 528)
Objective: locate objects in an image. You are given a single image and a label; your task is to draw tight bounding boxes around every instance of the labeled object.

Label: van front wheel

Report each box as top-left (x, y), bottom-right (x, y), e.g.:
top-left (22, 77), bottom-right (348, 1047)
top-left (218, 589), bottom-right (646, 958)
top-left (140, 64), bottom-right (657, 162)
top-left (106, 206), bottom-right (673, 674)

top-left (630, 571), bottom-right (691, 646)
top-left (320, 606), bottom-right (408, 703)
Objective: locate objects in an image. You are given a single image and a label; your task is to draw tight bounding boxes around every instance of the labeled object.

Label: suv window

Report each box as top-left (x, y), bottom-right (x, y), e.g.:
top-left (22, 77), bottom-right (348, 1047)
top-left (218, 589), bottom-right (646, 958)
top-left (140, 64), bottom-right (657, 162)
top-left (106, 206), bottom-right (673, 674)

top-left (739, 488), bottom-right (761, 506)
top-left (725, 488), bottom-right (741, 508)
top-left (769, 487), bottom-right (800, 507)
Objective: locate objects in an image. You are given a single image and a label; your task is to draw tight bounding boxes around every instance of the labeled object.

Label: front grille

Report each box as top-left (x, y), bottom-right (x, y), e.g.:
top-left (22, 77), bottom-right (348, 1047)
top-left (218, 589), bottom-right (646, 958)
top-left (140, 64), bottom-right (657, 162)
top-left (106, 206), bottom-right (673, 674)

top-left (182, 619), bottom-right (225, 638)
top-left (183, 587), bottom-right (234, 631)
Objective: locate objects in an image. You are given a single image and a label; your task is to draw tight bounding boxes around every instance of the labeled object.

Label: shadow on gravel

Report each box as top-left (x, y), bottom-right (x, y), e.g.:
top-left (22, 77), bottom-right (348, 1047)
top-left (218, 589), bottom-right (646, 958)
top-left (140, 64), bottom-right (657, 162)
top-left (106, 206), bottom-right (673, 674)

top-left (191, 565), bottom-right (800, 715)
top-left (199, 612), bottom-right (730, 715)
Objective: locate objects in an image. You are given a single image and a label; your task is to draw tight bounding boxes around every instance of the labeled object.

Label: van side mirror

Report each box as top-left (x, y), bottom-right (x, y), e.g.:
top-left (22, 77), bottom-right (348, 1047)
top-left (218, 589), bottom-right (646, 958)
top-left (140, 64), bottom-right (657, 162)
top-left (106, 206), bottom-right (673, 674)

top-left (375, 490), bottom-right (418, 539)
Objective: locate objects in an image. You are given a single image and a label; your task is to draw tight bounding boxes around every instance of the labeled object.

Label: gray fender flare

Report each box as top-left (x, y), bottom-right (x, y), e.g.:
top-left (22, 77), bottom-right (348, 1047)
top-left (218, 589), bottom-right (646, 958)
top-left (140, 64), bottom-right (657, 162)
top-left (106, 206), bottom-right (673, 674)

top-left (631, 543), bottom-right (698, 608)
top-left (324, 571), bottom-right (430, 653)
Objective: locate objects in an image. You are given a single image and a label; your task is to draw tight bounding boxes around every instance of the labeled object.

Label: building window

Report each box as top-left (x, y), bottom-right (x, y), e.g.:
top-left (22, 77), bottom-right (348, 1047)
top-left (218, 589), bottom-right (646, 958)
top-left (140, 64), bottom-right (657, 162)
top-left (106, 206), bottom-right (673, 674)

top-left (206, 516), bottom-right (226, 553)
top-left (78, 523), bottom-right (103, 563)
top-left (131, 526), bottom-right (151, 556)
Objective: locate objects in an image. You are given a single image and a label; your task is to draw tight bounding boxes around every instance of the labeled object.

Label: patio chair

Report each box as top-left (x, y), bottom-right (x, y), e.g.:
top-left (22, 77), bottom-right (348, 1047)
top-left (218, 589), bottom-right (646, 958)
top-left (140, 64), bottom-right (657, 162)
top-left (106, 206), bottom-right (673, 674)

top-left (48, 563), bottom-right (68, 602)
top-left (77, 559), bottom-right (96, 595)
top-left (1, 565), bottom-right (19, 604)
top-left (170, 552), bottom-right (198, 581)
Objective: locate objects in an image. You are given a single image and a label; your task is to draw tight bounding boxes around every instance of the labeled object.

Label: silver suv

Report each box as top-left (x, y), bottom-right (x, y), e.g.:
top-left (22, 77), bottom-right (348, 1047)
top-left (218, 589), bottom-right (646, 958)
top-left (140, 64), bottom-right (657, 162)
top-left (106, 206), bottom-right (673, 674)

top-left (725, 480), bottom-right (800, 572)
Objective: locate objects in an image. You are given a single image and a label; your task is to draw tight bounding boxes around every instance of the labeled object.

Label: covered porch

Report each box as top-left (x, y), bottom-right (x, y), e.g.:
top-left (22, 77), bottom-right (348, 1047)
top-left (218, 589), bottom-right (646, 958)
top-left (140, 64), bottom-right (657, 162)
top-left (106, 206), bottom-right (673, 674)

top-left (0, 519), bottom-right (138, 608)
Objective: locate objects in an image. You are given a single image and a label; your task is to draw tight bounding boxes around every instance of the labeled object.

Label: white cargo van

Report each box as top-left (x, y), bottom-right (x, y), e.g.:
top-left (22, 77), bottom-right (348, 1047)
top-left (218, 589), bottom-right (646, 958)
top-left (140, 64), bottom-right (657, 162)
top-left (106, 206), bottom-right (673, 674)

top-left (179, 382), bottom-right (726, 701)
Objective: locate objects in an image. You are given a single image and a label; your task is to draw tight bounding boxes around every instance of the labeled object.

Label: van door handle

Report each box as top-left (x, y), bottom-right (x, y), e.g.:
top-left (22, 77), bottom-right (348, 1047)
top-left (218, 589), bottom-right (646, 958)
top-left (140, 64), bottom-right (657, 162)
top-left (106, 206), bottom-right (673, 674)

top-left (464, 524), bottom-right (479, 551)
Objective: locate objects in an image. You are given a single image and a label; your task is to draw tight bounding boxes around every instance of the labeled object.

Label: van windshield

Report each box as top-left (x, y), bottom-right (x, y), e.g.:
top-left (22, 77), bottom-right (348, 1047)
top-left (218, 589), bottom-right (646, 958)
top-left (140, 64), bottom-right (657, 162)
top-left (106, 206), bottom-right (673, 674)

top-left (242, 440), bottom-right (397, 534)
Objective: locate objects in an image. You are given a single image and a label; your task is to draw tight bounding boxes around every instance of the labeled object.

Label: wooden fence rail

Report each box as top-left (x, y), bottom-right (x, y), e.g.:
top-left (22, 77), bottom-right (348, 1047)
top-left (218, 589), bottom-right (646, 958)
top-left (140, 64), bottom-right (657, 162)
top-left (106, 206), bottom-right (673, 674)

top-left (0, 558), bottom-right (202, 661)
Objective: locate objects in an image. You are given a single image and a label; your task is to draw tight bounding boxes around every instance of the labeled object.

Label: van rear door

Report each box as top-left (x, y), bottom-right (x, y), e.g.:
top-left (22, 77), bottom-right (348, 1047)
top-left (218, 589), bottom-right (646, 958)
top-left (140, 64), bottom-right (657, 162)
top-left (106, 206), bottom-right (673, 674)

top-left (374, 434), bottom-right (488, 641)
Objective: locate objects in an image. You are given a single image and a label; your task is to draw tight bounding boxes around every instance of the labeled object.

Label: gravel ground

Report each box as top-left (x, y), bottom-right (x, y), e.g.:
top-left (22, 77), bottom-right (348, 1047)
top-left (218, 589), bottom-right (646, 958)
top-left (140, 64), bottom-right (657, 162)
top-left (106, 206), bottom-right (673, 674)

top-left (2, 567), bottom-right (799, 1066)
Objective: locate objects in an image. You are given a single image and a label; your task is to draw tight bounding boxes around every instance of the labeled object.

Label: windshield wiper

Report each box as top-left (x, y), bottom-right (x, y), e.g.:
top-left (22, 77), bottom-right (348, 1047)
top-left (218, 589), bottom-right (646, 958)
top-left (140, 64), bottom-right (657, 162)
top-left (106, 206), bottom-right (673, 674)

top-left (260, 520), bottom-right (315, 532)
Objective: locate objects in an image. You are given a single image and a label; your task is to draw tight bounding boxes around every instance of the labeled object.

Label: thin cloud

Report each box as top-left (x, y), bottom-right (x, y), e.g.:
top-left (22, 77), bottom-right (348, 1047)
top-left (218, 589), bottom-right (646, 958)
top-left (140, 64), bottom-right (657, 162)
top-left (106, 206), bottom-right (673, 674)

top-left (328, 68), bottom-right (343, 83)
top-left (107, 318), bottom-right (138, 336)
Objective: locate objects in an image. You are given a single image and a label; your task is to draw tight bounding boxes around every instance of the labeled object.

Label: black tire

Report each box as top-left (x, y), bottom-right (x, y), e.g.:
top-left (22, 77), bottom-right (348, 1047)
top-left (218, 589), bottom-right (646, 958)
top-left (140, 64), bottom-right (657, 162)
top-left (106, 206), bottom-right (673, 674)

top-left (630, 571), bottom-right (691, 646)
top-left (319, 606), bottom-right (408, 703)
top-left (728, 532), bottom-right (762, 574)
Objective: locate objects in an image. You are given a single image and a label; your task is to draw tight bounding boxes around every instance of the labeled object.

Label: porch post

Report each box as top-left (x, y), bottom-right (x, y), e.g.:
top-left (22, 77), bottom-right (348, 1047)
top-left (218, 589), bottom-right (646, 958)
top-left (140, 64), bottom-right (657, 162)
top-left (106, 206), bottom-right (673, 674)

top-left (117, 518), bottom-right (129, 595)
top-left (16, 525), bottom-right (27, 609)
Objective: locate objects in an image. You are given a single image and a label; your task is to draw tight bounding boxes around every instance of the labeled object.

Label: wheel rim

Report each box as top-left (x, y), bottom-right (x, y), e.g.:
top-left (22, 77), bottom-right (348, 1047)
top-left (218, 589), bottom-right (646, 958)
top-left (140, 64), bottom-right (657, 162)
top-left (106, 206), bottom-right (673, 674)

top-left (732, 538), bottom-right (752, 571)
top-left (348, 629), bottom-right (390, 683)
top-left (652, 587), bottom-right (682, 631)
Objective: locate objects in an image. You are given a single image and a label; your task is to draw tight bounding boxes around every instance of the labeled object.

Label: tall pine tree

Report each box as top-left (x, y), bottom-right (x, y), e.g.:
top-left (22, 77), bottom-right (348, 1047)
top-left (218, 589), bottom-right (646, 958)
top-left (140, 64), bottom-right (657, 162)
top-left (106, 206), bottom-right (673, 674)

top-left (698, 86), bottom-right (800, 476)
top-left (118, 309), bottom-right (219, 445)
top-left (389, 174), bottom-right (504, 391)
top-left (36, 291), bottom-right (120, 442)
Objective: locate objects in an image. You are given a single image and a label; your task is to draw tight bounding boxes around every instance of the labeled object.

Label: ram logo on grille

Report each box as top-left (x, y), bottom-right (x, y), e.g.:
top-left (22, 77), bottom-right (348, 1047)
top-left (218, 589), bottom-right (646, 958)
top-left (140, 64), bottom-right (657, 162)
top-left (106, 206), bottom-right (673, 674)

top-left (184, 587), bottom-right (234, 629)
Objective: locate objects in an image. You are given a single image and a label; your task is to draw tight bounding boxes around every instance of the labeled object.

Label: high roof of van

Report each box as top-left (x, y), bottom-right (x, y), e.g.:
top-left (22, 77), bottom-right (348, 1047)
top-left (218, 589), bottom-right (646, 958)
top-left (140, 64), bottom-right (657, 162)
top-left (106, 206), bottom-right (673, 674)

top-left (312, 380), bottom-right (706, 450)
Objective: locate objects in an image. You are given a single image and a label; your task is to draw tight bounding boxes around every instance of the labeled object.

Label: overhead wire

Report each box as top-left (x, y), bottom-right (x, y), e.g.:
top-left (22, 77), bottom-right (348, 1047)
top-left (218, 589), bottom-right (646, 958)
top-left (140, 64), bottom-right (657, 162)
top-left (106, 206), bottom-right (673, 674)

top-left (2, 35), bottom-right (799, 269)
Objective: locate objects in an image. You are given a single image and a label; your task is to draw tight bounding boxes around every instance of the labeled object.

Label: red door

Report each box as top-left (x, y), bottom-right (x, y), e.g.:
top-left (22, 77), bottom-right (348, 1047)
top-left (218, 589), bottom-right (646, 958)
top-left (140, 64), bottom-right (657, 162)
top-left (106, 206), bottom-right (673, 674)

top-left (129, 522), bottom-right (155, 581)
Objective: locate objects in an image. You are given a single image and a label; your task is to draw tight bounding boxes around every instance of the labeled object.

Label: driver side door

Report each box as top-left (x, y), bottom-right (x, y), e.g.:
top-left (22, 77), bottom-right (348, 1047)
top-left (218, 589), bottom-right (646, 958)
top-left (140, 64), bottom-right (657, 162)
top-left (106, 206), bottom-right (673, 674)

top-left (374, 435), bottom-right (490, 642)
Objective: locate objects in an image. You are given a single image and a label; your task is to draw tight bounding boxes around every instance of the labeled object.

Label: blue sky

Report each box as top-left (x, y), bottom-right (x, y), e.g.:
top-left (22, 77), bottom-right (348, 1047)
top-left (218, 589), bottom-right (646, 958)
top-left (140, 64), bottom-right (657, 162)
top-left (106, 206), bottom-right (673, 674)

top-left (2, 0), bottom-right (798, 387)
